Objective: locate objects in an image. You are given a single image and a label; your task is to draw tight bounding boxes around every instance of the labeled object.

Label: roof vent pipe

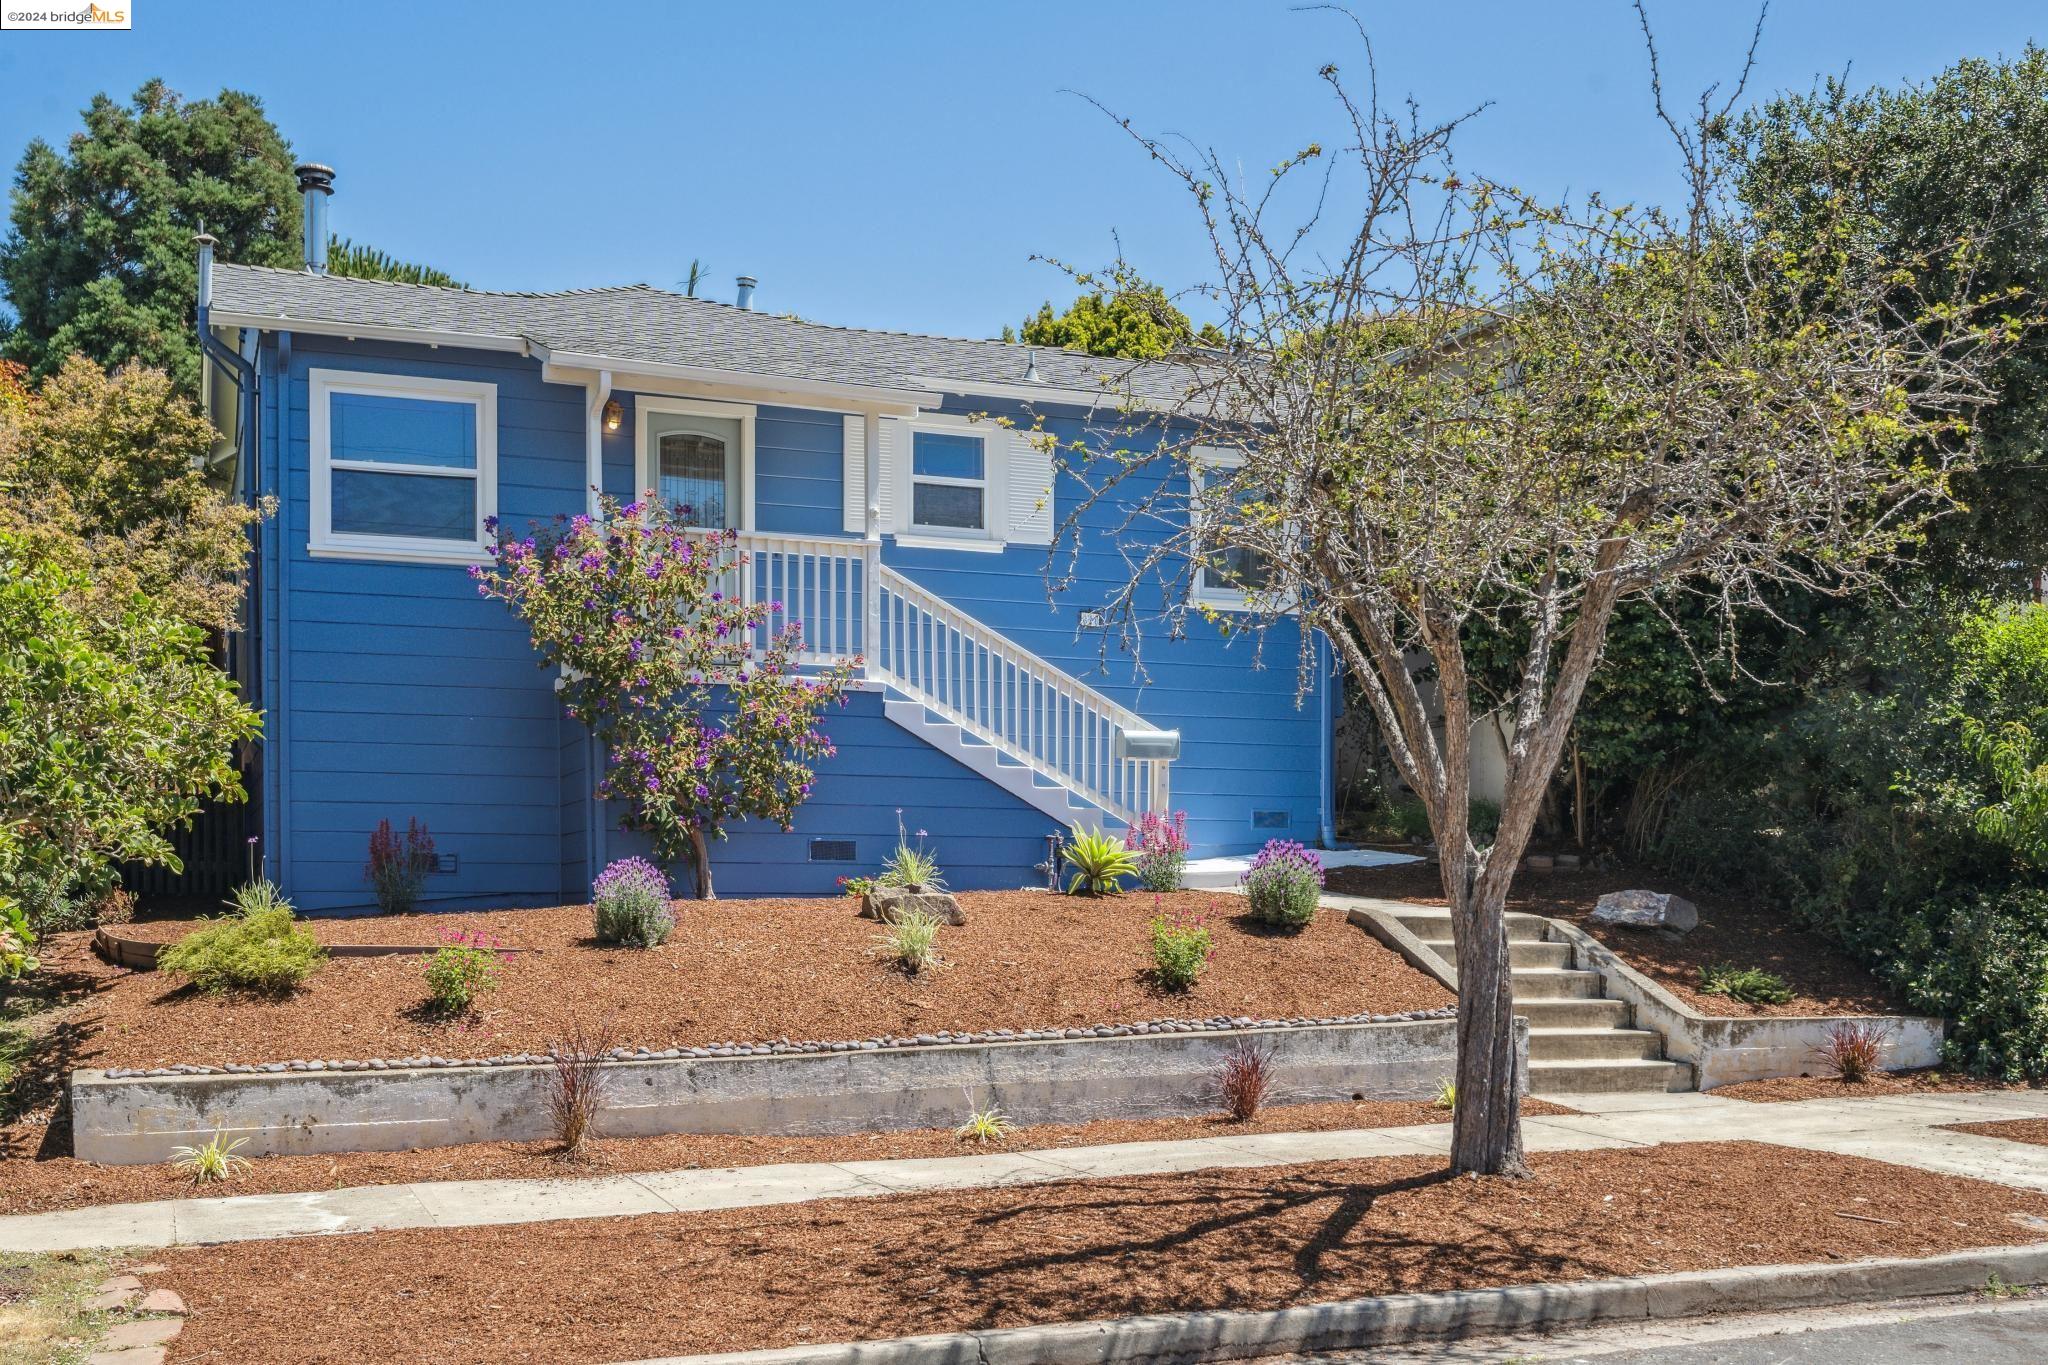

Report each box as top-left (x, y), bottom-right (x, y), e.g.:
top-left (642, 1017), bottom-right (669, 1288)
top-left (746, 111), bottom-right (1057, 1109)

top-left (735, 275), bottom-right (757, 311)
top-left (194, 231), bottom-right (217, 311)
top-left (295, 162), bottom-right (335, 274)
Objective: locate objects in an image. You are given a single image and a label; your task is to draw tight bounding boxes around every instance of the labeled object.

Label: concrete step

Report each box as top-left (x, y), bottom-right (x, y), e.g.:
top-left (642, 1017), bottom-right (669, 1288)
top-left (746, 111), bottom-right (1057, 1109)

top-left (1389, 909), bottom-right (1550, 942)
top-left (1527, 1057), bottom-right (1691, 1095)
top-left (1511, 998), bottom-right (1633, 1029)
top-left (1419, 939), bottom-right (1573, 970)
top-left (1507, 968), bottom-right (1605, 1000)
top-left (1526, 1027), bottom-right (1665, 1063)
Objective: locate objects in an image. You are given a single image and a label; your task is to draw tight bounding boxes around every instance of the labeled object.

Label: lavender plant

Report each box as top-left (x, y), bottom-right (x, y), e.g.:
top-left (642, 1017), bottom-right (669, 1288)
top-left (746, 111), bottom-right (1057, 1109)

top-left (1242, 840), bottom-right (1324, 930)
top-left (591, 856), bottom-right (675, 947)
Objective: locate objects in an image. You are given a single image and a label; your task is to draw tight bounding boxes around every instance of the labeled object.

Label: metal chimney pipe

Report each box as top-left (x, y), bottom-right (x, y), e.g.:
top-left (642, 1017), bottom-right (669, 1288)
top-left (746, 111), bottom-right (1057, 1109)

top-left (295, 162), bottom-right (335, 274)
top-left (194, 231), bottom-right (217, 310)
top-left (735, 275), bottom-right (757, 310)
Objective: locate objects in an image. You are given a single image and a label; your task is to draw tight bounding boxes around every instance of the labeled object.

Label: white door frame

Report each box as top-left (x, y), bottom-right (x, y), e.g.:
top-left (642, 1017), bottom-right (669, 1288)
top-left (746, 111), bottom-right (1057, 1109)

top-left (634, 395), bottom-right (757, 531)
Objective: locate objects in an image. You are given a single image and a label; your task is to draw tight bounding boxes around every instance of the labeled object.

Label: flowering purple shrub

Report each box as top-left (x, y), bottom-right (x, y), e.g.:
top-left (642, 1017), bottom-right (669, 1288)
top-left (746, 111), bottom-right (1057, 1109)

top-left (591, 856), bottom-right (674, 947)
top-left (1125, 810), bottom-right (1190, 892)
top-left (365, 817), bottom-right (435, 914)
top-left (474, 494), bottom-right (857, 898)
top-left (1242, 839), bottom-right (1324, 929)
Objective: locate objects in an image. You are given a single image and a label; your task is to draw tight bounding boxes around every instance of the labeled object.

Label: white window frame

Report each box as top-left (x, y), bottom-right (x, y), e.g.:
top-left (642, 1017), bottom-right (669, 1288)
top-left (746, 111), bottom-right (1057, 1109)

top-left (897, 411), bottom-right (1003, 545)
top-left (1191, 444), bottom-right (1270, 611)
top-left (634, 395), bottom-right (757, 532)
top-left (309, 369), bottom-right (498, 564)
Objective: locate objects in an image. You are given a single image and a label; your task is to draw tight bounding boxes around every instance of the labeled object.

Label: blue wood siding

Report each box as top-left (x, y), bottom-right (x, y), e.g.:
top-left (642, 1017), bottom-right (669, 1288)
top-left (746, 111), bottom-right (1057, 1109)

top-left (252, 337), bottom-right (1328, 911)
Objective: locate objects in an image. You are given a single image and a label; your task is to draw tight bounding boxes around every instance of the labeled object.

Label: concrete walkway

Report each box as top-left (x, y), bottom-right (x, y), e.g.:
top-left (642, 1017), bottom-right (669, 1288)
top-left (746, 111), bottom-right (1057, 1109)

top-left (6, 1089), bottom-right (2048, 1254)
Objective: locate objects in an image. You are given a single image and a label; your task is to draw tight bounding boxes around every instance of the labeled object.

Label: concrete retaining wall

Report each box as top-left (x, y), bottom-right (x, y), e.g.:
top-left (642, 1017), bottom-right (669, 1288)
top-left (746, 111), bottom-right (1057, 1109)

top-left (70, 1016), bottom-right (1513, 1165)
top-left (1541, 918), bottom-right (1944, 1090)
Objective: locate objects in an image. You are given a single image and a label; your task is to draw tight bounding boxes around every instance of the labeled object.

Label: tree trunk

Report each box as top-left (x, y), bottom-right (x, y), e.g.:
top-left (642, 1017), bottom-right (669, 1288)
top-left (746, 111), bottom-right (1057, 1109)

top-left (687, 827), bottom-right (716, 900)
top-left (1447, 863), bottom-right (1528, 1177)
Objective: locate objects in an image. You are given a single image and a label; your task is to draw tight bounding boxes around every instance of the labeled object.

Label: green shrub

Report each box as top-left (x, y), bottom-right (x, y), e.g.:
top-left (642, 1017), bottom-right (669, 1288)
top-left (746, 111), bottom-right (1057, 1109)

top-left (422, 930), bottom-right (505, 1013)
top-left (1696, 962), bottom-right (1794, 1006)
top-left (157, 889), bottom-right (325, 996)
top-left (1147, 906), bottom-right (1213, 991)
top-left (1643, 601), bottom-right (2048, 1080)
top-left (1063, 826), bottom-right (1139, 895)
top-left (1242, 840), bottom-right (1323, 929)
top-left (0, 896), bottom-right (37, 980)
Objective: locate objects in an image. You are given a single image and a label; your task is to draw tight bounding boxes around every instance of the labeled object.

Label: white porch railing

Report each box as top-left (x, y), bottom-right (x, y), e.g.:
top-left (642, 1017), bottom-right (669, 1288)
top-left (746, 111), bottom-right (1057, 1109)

top-left (713, 531), bottom-right (1173, 825)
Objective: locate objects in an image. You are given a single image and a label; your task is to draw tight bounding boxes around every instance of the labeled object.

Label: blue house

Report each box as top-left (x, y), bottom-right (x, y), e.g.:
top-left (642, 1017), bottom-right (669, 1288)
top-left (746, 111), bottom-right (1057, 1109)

top-left (195, 165), bottom-right (1337, 911)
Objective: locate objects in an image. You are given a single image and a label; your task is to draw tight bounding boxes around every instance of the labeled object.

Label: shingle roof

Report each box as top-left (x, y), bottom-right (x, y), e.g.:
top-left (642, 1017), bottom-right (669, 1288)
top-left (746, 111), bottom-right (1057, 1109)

top-left (210, 263), bottom-right (1202, 408)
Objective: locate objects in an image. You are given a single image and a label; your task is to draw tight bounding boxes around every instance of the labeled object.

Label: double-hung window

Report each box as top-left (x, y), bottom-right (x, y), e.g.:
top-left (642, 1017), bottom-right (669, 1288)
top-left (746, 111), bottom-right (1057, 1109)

top-left (1192, 446), bottom-right (1275, 608)
top-left (908, 425), bottom-right (990, 537)
top-left (310, 370), bottom-right (497, 562)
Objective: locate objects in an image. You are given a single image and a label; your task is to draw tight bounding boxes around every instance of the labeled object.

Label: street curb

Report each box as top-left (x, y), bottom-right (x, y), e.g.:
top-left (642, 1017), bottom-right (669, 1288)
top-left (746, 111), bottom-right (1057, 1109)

top-left (628, 1240), bottom-right (2048, 1364)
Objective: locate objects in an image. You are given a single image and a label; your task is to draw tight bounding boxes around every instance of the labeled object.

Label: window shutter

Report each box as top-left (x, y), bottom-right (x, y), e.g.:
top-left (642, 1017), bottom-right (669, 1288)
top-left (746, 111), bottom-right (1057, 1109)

top-left (874, 417), bottom-right (900, 533)
top-left (841, 415), bottom-right (866, 534)
top-left (1006, 428), bottom-right (1056, 545)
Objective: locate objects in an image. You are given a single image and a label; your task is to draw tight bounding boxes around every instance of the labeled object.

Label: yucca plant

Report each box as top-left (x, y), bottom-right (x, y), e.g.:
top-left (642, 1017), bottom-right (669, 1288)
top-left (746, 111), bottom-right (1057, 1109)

top-left (1433, 1077), bottom-right (1457, 1111)
top-left (170, 1131), bottom-right (253, 1185)
top-left (1063, 826), bottom-right (1140, 896)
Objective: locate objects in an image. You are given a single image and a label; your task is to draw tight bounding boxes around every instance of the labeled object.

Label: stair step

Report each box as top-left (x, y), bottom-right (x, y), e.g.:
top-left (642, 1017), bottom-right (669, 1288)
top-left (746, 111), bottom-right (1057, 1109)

top-left (1506, 968), bottom-right (1605, 1000)
top-left (1527, 1058), bottom-right (1690, 1095)
top-left (1511, 998), bottom-right (1632, 1029)
top-left (1419, 939), bottom-right (1572, 970)
top-left (1526, 1027), bottom-right (1664, 1063)
top-left (1389, 910), bottom-right (1550, 942)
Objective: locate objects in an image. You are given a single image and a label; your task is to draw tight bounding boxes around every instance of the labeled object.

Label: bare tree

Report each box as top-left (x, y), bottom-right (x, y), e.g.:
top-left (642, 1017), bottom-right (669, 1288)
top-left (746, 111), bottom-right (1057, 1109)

top-left (1047, 9), bottom-right (2015, 1174)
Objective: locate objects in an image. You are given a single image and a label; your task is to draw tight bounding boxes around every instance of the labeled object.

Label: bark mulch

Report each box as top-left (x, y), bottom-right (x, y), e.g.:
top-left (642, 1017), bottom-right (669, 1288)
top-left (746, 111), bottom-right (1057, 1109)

top-left (0, 1096), bottom-right (1571, 1217)
top-left (1327, 862), bottom-right (1897, 1017)
top-left (154, 1141), bottom-right (2048, 1364)
top-left (1716, 1068), bottom-right (2037, 1104)
top-left (68, 890), bottom-right (1452, 1071)
top-left (1944, 1118), bottom-right (2048, 1147)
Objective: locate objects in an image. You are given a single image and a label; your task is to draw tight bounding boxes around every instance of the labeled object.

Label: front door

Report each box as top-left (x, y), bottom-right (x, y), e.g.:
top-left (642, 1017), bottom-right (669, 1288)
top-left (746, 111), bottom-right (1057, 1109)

top-left (645, 410), bottom-right (742, 529)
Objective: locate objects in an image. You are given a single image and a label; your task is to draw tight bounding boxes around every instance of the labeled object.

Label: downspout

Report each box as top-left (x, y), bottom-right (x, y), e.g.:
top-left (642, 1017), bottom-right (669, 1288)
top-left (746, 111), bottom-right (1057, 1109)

top-left (1319, 632), bottom-right (1338, 849)
top-left (275, 331), bottom-right (294, 892)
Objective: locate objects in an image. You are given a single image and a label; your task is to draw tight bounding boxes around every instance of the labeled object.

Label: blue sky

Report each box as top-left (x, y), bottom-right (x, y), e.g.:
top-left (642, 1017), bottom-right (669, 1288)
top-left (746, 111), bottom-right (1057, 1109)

top-left (0, 1), bottom-right (2040, 338)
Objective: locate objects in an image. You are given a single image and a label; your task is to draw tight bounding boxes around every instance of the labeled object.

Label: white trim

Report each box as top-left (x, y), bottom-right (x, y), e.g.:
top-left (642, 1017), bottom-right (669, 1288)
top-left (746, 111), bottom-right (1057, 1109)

top-left (903, 373), bottom-right (1133, 410)
top-left (309, 368), bottom-right (498, 563)
top-left (212, 312), bottom-right (532, 355)
top-left (897, 411), bottom-right (1005, 545)
top-left (892, 533), bottom-right (1006, 554)
top-left (537, 346), bottom-right (940, 408)
top-left (634, 395), bottom-right (757, 531)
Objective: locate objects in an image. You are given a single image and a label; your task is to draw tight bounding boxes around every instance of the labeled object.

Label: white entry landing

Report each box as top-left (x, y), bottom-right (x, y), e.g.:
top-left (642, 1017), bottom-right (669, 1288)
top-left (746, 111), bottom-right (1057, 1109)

top-left (1182, 847), bottom-right (1423, 890)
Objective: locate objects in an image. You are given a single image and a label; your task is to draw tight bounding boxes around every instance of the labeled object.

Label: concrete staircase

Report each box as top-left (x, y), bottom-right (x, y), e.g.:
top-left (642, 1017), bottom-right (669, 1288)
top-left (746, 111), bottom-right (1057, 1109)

top-left (1377, 905), bottom-right (1691, 1096)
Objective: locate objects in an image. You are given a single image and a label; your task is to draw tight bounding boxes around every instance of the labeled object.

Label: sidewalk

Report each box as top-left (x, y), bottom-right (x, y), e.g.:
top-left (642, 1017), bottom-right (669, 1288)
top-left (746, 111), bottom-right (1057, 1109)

top-left (6, 1088), bottom-right (2046, 1254)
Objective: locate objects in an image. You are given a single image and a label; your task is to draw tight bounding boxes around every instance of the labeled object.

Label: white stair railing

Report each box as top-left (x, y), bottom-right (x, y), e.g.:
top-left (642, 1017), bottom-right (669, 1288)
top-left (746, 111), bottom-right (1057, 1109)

top-left (869, 563), bottom-right (1172, 825)
top-left (691, 531), bottom-right (1175, 824)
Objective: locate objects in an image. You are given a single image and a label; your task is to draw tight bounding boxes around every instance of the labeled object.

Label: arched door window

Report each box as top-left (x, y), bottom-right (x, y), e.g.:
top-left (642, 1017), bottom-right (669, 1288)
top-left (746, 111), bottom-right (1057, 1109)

top-left (659, 431), bottom-right (729, 528)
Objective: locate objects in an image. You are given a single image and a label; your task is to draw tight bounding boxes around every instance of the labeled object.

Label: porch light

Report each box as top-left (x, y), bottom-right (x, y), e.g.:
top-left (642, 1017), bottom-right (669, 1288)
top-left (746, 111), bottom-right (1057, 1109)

top-left (603, 398), bottom-right (623, 432)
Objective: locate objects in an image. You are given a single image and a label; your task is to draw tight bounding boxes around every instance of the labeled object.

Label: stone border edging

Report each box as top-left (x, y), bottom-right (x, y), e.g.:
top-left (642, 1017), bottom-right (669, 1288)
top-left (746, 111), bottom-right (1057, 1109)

top-left (631, 1240), bottom-right (2048, 1365)
top-left (91, 1005), bottom-right (1460, 1080)
top-left (92, 926), bottom-right (539, 971)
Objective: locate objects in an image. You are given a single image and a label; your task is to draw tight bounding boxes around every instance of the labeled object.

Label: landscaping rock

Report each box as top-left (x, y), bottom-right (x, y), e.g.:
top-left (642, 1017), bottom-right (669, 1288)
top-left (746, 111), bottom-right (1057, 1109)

top-left (1590, 888), bottom-right (1699, 933)
top-left (858, 887), bottom-right (966, 926)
